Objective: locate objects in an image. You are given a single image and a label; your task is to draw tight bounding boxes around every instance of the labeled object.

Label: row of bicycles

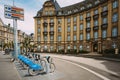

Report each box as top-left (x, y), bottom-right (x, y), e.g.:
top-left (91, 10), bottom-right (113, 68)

top-left (18, 53), bottom-right (56, 76)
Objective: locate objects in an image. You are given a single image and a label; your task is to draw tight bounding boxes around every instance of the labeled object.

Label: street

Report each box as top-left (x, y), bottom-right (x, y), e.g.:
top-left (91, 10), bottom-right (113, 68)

top-left (15, 53), bottom-right (120, 80)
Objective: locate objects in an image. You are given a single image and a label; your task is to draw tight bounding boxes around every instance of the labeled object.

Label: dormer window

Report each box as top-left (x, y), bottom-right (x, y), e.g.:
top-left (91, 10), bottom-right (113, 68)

top-left (74, 9), bottom-right (78, 12)
top-left (95, 0), bottom-right (100, 5)
top-left (68, 10), bottom-right (72, 14)
top-left (87, 3), bottom-right (92, 8)
top-left (81, 6), bottom-right (85, 10)
top-left (58, 11), bottom-right (62, 15)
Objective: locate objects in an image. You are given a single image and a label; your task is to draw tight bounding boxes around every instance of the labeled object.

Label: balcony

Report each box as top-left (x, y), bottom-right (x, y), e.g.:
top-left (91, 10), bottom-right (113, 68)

top-left (49, 31), bottom-right (54, 35)
top-left (101, 11), bottom-right (108, 17)
top-left (43, 22), bottom-right (48, 27)
top-left (93, 26), bottom-right (99, 31)
top-left (101, 23), bottom-right (108, 29)
top-left (93, 14), bottom-right (99, 20)
top-left (49, 22), bottom-right (54, 26)
top-left (43, 31), bottom-right (48, 35)
top-left (86, 17), bottom-right (91, 21)
top-left (86, 27), bottom-right (91, 32)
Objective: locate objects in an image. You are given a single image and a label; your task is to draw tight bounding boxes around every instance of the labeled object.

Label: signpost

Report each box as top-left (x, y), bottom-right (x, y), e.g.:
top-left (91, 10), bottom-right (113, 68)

top-left (4, 5), bottom-right (24, 60)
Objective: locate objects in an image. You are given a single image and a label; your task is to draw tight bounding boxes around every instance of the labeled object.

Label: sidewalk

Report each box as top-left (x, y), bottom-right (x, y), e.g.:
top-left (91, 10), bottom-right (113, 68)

top-left (0, 52), bottom-right (21, 80)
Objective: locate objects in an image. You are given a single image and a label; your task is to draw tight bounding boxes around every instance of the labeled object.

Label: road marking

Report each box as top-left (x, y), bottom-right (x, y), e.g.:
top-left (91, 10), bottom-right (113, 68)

top-left (57, 58), bottom-right (111, 80)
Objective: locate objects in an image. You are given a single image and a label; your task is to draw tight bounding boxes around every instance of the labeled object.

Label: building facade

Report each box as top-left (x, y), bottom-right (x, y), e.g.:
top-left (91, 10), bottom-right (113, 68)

top-left (0, 18), bottom-right (28, 51)
top-left (34, 0), bottom-right (120, 53)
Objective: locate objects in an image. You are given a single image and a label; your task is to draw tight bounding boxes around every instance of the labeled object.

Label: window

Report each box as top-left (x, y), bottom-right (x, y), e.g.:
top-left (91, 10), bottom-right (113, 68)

top-left (112, 27), bottom-right (118, 37)
top-left (44, 36), bottom-right (47, 41)
top-left (67, 35), bottom-right (70, 41)
top-left (94, 32), bottom-right (98, 39)
top-left (94, 20), bottom-right (98, 26)
top-left (45, 11), bottom-right (48, 15)
top-left (58, 18), bottom-right (61, 24)
top-left (80, 24), bottom-right (83, 30)
top-left (44, 27), bottom-right (47, 31)
top-left (87, 22), bottom-right (90, 28)
top-left (50, 19), bottom-right (54, 23)
top-left (67, 18), bottom-right (71, 23)
top-left (50, 36), bottom-right (54, 41)
top-left (73, 35), bottom-right (77, 41)
top-left (67, 26), bottom-right (70, 32)
top-left (73, 16), bottom-right (77, 22)
top-left (79, 45), bottom-right (83, 50)
top-left (80, 34), bottom-right (83, 40)
top-left (80, 14), bottom-right (83, 21)
top-left (74, 46), bottom-right (77, 50)
top-left (67, 45), bottom-right (70, 50)
top-left (102, 5), bottom-right (108, 11)
top-left (87, 33), bottom-right (90, 40)
top-left (58, 26), bottom-right (61, 32)
top-left (58, 11), bottom-right (62, 15)
top-left (49, 11), bottom-right (53, 15)
top-left (112, 13), bottom-right (118, 22)
top-left (58, 46), bottom-right (62, 50)
top-left (37, 37), bottom-right (40, 41)
top-left (113, 0), bottom-right (118, 9)
top-left (73, 25), bottom-right (77, 31)
top-left (37, 20), bottom-right (40, 24)
top-left (94, 9), bottom-right (98, 15)
top-left (58, 35), bottom-right (61, 41)
top-left (50, 46), bottom-right (54, 51)
top-left (81, 6), bottom-right (85, 10)
top-left (87, 12), bottom-right (91, 17)
top-left (95, 0), bottom-right (100, 5)
top-left (50, 26), bottom-right (54, 31)
top-left (87, 4), bottom-right (92, 8)
top-left (102, 30), bottom-right (107, 38)
top-left (102, 17), bottom-right (107, 24)
top-left (38, 28), bottom-right (40, 33)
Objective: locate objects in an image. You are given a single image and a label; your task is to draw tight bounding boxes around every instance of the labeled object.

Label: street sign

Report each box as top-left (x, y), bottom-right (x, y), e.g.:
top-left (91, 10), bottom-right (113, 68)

top-left (4, 5), bottom-right (24, 21)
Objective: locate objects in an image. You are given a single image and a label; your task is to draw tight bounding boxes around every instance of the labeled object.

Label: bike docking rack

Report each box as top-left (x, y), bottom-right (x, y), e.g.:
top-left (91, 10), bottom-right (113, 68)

top-left (17, 53), bottom-right (55, 76)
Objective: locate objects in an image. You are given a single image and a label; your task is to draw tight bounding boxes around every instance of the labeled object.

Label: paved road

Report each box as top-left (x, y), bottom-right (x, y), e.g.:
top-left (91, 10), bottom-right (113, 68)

top-left (16, 53), bottom-right (120, 80)
top-left (40, 53), bottom-right (120, 80)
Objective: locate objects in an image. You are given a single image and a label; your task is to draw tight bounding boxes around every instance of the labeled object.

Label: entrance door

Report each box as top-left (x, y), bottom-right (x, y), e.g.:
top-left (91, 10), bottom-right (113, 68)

top-left (93, 43), bottom-right (98, 52)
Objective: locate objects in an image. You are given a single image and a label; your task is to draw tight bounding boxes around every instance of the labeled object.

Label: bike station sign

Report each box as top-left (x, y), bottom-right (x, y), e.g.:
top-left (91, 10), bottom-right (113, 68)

top-left (4, 5), bottom-right (24, 21)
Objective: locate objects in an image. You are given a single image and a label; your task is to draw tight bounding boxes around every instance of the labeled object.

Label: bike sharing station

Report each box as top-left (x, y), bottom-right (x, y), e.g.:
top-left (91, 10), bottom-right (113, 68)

top-left (4, 4), bottom-right (55, 76)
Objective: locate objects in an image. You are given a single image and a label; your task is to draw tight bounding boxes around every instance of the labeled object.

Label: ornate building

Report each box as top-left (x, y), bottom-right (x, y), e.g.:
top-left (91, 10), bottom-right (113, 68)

top-left (0, 18), bottom-right (28, 50)
top-left (34, 0), bottom-right (120, 53)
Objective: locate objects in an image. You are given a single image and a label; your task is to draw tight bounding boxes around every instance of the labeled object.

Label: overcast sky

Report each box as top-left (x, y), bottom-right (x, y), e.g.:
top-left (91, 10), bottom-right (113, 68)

top-left (0, 0), bottom-right (83, 34)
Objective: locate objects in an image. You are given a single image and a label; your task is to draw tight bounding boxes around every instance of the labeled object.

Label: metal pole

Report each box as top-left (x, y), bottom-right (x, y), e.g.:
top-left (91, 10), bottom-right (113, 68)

top-left (13, 19), bottom-right (18, 59)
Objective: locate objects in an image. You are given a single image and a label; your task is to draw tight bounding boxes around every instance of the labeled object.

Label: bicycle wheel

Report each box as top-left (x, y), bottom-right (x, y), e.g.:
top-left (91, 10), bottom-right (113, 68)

top-left (28, 68), bottom-right (39, 76)
top-left (40, 60), bottom-right (47, 72)
top-left (49, 63), bottom-right (56, 73)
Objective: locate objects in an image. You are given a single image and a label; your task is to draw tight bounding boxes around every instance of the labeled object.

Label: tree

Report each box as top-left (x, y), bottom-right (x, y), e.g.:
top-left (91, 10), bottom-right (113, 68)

top-left (22, 37), bottom-right (31, 54)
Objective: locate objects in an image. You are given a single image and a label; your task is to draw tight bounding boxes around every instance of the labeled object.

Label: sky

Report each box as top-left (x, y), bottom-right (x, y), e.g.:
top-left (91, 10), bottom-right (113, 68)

top-left (0, 0), bottom-right (83, 34)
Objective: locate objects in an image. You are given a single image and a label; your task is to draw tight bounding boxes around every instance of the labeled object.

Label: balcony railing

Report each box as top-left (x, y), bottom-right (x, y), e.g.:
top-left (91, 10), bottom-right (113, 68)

top-left (49, 22), bottom-right (54, 26)
top-left (49, 31), bottom-right (54, 35)
top-left (86, 17), bottom-right (91, 21)
top-left (101, 23), bottom-right (108, 29)
top-left (93, 26), bottom-right (99, 31)
top-left (101, 11), bottom-right (108, 17)
top-left (43, 22), bottom-right (48, 27)
top-left (86, 27), bottom-right (91, 32)
top-left (43, 31), bottom-right (48, 35)
top-left (93, 14), bottom-right (99, 19)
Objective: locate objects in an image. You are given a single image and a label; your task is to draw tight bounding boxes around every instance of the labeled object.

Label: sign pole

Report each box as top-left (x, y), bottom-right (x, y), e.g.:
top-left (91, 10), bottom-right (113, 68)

top-left (13, 18), bottom-right (18, 59)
